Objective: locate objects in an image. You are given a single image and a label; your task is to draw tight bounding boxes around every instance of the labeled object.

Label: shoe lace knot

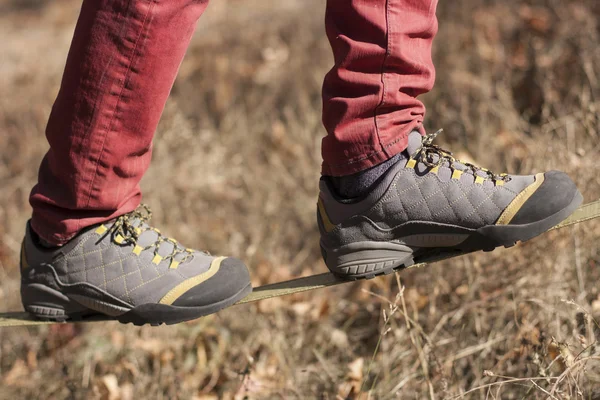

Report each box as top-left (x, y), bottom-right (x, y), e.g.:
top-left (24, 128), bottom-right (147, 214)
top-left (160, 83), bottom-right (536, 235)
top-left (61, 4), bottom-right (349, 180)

top-left (413, 129), bottom-right (511, 183)
top-left (108, 204), bottom-right (199, 265)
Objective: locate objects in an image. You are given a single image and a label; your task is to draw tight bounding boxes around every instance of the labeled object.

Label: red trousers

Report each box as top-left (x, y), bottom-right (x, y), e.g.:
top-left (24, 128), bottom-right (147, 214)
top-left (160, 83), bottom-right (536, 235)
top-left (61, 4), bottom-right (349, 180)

top-left (30, 0), bottom-right (438, 245)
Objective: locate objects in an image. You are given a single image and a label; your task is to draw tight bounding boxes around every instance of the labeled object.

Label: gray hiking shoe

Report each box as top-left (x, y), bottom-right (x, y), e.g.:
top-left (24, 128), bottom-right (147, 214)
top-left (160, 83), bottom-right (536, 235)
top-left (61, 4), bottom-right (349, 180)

top-left (20, 205), bottom-right (252, 325)
top-left (318, 130), bottom-right (583, 280)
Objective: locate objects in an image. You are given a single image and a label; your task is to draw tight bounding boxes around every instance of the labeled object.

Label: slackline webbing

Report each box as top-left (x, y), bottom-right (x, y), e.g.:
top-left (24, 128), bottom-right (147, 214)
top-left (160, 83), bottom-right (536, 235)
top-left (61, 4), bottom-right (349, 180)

top-left (1, 199), bottom-right (599, 327)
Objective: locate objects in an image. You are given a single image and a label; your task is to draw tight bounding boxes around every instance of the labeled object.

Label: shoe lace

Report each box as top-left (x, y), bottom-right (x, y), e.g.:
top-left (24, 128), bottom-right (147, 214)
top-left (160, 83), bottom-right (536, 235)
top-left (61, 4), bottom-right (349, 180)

top-left (108, 204), bottom-right (198, 264)
top-left (412, 129), bottom-right (511, 182)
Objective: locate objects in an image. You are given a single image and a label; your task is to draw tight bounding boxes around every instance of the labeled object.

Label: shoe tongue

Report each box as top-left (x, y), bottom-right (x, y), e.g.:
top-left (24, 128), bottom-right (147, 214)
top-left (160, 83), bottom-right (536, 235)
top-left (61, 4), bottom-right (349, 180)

top-left (406, 130), bottom-right (424, 156)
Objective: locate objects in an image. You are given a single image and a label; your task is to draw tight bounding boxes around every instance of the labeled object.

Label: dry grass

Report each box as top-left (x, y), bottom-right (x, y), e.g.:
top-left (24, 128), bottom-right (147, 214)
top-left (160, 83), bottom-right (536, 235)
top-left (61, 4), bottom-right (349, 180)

top-left (1, 0), bottom-right (600, 398)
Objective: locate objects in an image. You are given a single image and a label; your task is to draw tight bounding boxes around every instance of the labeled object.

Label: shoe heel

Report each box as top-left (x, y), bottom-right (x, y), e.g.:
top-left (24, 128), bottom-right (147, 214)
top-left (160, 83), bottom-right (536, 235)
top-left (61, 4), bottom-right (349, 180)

top-left (21, 283), bottom-right (88, 321)
top-left (321, 242), bottom-right (415, 280)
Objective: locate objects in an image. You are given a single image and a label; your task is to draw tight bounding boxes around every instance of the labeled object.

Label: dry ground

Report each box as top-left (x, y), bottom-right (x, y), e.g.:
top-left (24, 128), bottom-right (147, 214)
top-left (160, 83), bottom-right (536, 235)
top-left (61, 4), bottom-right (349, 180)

top-left (1, 0), bottom-right (600, 398)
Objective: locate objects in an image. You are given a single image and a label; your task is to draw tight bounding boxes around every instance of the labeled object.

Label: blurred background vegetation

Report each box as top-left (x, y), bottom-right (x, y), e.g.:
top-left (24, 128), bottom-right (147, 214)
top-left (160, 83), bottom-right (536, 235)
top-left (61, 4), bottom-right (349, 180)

top-left (1, 0), bottom-right (599, 398)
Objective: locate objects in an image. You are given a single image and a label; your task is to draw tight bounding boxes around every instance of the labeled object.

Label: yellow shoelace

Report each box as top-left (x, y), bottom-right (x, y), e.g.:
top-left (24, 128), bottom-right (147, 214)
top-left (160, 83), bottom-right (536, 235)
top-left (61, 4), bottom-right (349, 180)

top-left (413, 129), bottom-right (510, 182)
top-left (108, 204), bottom-right (196, 265)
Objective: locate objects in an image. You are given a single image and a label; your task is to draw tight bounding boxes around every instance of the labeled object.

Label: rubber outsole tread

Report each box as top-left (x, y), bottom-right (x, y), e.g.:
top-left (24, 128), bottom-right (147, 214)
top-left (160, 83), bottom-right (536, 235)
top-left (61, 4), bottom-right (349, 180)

top-left (327, 190), bottom-right (583, 280)
top-left (24, 283), bottom-right (253, 326)
top-left (333, 257), bottom-right (415, 281)
top-left (331, 239), bottom-right (533, 281)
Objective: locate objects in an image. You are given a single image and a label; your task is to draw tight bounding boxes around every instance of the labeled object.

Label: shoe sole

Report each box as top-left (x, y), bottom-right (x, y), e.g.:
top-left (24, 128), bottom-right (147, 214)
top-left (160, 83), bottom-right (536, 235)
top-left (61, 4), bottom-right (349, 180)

top-left (322, 190), bottom-right (583, 280)
top-left (21, 282), bottom-right (252, 326)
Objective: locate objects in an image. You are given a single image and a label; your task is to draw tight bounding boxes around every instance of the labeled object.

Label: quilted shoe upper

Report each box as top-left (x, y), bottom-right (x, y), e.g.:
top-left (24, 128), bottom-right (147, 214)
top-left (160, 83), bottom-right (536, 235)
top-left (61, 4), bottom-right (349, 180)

top-left (318, 131), bottom-right (578, 248)
top-left (21, 207), bottom-right (251, 308)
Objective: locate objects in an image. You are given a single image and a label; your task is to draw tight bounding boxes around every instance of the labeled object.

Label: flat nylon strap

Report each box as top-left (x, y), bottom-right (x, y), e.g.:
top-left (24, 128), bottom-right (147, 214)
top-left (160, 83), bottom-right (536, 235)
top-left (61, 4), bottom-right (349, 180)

top-left (1, 199), bottom-right (599, 327)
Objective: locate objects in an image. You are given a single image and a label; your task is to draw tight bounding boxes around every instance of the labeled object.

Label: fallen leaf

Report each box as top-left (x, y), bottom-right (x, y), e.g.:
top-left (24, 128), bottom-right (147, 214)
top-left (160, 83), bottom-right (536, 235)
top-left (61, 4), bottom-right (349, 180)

top-left (347, 358), bottom-right (364, 382)
top-left (120, 383), bottom-right (134, 400)
top-left (3, 359), bottom-right (29, 386)
top-left (331, 328), bottom-right (349, 349)
top-left (291, 302), bottom-right (311, 317)
top-left (99, 374), bottom-right (120, 400)
top-left (455, 285), bottom-right (469, 296)
top-left (26, 350), bottom-right (37, 370)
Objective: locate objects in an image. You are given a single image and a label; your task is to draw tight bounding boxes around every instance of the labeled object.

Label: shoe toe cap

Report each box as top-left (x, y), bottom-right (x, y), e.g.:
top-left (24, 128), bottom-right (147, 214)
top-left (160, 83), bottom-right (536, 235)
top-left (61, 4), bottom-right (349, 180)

top-left (172, 257), bottom-right (251, 308)
top-left (509, 170), bottom-right (579, 225)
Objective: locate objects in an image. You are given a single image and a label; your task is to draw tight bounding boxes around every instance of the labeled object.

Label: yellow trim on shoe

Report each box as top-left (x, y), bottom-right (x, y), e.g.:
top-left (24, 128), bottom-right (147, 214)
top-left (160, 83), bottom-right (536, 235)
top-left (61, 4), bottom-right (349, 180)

top-left (475, 176), bottom-right (485, 185)
top-left (159, 257), bottom-right (224, 305)
top-left (495, 173), bottom-right (545, 225)
top-left (20, 241), bottom-right (28, 271)
top-left (430, 165), bottom-right (440, 175)
top-left (452, 170), bottom-right (463, 180)
top-left (95, 225), bottom-right (108, 235)
top-left (152, 255), bottom-right (163, 265)
top-left (317, 198), bottom-right (336, 233)
top-left (406, 159), bottom-right (417, 169)
top-left (133, 245), bottom-right (143, 256)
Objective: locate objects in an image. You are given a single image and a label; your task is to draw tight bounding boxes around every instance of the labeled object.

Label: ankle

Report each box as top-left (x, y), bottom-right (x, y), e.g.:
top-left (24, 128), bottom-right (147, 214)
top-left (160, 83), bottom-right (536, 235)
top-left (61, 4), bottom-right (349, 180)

top-left (328, 152), bottom-right (407, 199)
top-left (30, 227), bottom-right (61, 249)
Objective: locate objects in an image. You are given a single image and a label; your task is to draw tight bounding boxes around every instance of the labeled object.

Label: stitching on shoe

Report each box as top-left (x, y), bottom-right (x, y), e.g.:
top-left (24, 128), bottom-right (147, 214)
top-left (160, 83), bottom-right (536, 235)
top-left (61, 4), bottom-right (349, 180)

top-left (464, 186), bottom-right (503, 224)
top-left (404, 174), bottom-right (446, 218)
top-left (134, 255), bottom-right (145, 290)
top-left (440, 181), bottom-right (481, 225)
top-left (459, 182), bottom-right (486, 226)
top-left (408, 176), bottom-right (432, 219)
top-left (64, 247), bottom-right (104, 262)
top-left (395, 186), bottom-right (410, 222)
top-left (130, 247), bottom-right (146, 291)
top-left (369, 170), bottom-right (417, 217)
top-left (128, 270), bottom-right (171, 294)
top-left (473, 186), bottom-right (503, 217)
top-left (115, 249), bottom-right (131, 304)
top-left (489, 190), bottom-right (506, 214)
top-left (82, 240), bottom-right (87, 285)
top-left (431, 179), bottom-right (478, 221)
top-left (100, 246), bottom-right (107, 290)
top-left (65, 251), bottom-right (130, 277)
top-left (432, 181), bottom-right (460, 222)
top-left (58, 232), bottom-right (90, 266)
top-left (104, 257), bottom-right (160, 287)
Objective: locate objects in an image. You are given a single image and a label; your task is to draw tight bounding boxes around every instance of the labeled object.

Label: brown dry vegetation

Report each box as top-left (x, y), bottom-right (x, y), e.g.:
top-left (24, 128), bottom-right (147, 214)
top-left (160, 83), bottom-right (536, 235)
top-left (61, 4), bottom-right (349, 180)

top-left (1, 0), bottom-right (600, 398)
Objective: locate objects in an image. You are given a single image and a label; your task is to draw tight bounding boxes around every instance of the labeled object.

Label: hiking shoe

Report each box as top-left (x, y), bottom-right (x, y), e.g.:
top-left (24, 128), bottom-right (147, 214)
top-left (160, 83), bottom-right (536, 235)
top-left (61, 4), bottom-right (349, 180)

top-left (20, 205), bottom-right (252, 325)
top-left (318, 130), bottom-right (583, 280)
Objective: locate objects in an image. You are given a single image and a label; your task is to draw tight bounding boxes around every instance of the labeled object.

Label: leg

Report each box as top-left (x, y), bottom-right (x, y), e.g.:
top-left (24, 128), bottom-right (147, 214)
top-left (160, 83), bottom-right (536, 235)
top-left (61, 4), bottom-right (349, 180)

top-left (22, 0), bottom-right (252, 325)
top-left (30, 0), bottom-right (209, 245)
top-left (321, 0), bottom-right (438, 177)
top-left (318, 0), bottom-right (581, 279)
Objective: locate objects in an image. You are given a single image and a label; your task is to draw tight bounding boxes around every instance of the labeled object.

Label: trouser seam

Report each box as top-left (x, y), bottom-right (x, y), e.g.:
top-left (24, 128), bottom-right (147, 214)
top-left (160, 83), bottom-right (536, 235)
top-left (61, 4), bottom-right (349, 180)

top-left (68, 3), bottom-right (131, 235)
top-left (372, 0), bottom-right (391, 156)
top-left (78, 0), bottom-right (156, 233)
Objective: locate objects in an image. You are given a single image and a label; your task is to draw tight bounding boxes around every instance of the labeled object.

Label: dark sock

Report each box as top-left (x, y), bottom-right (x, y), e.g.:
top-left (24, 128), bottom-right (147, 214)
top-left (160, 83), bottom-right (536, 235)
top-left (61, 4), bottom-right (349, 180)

top-left (31, 229), bottom-right (60, 249)
top-left (330, 152), bottom-right (406, 198)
